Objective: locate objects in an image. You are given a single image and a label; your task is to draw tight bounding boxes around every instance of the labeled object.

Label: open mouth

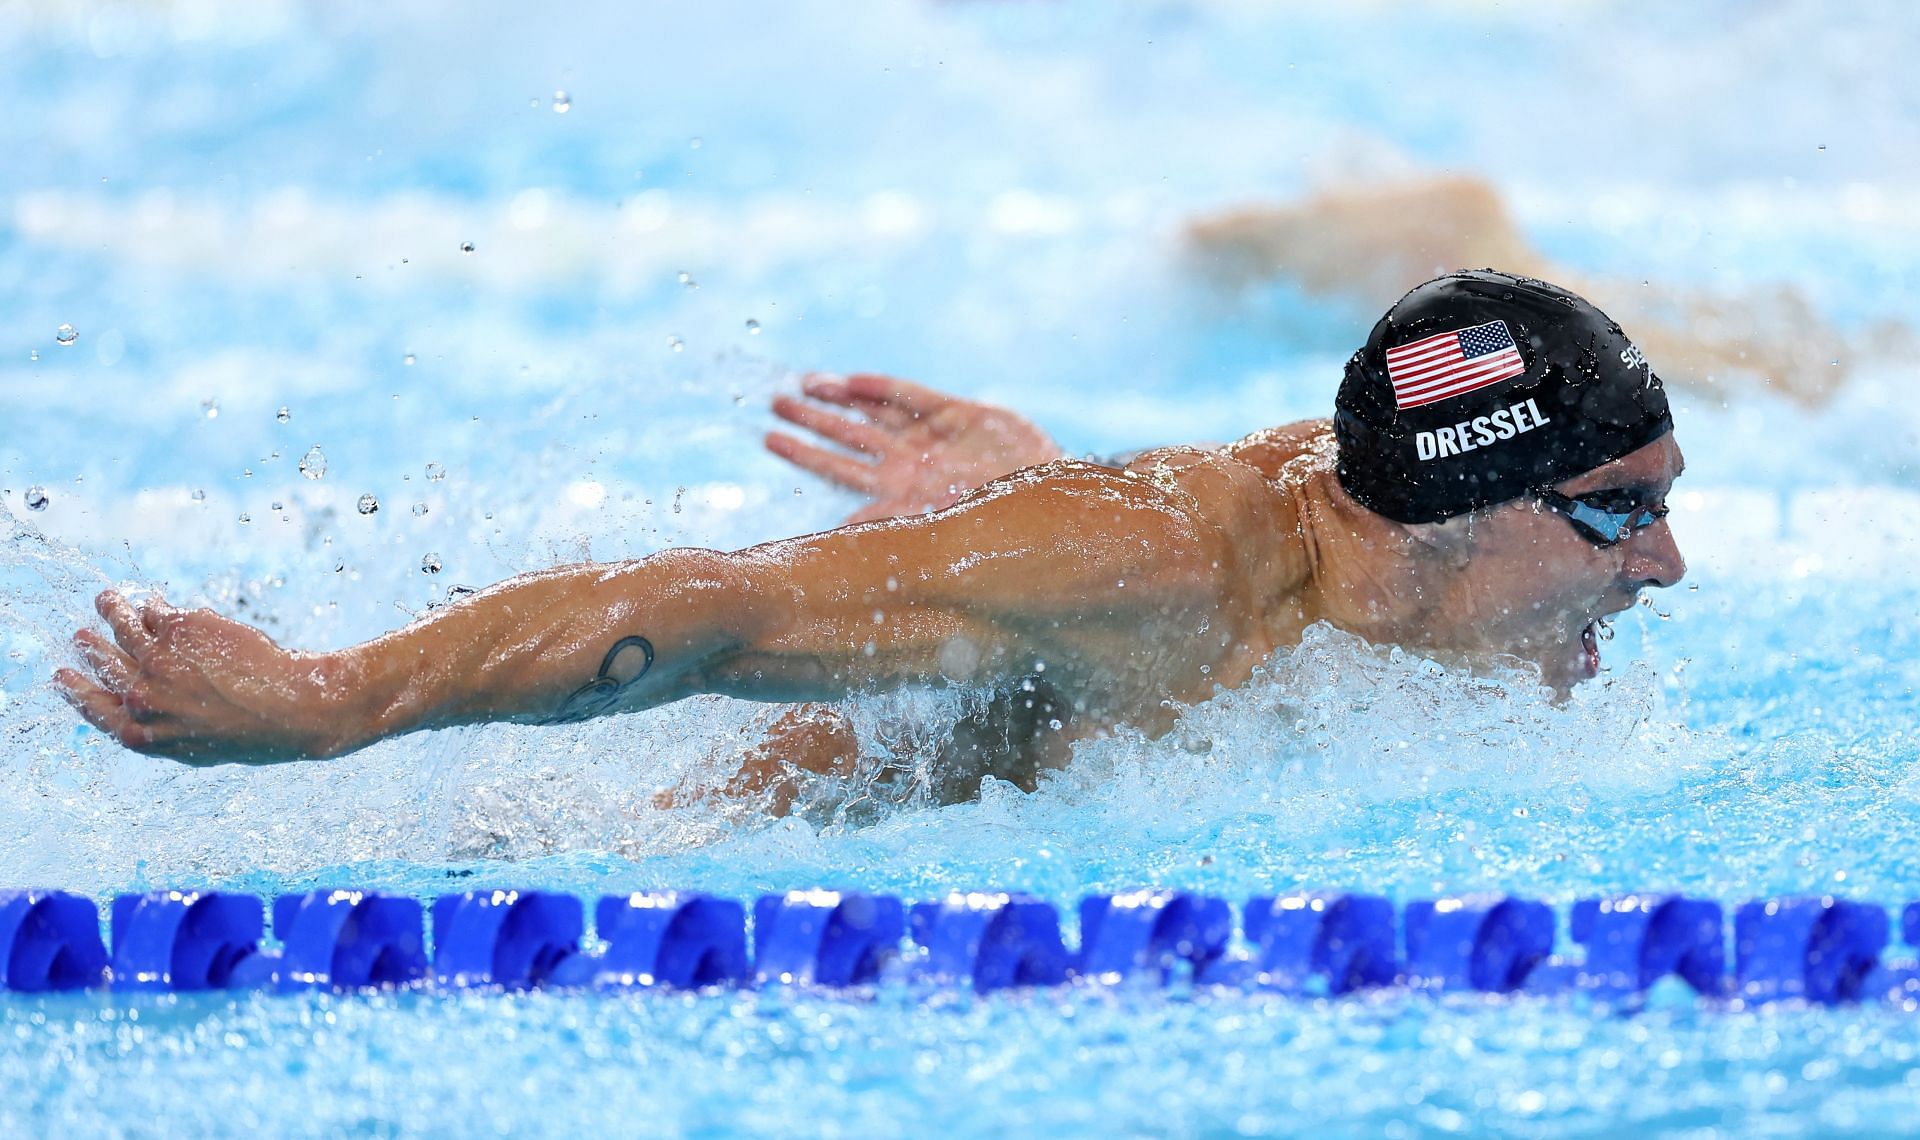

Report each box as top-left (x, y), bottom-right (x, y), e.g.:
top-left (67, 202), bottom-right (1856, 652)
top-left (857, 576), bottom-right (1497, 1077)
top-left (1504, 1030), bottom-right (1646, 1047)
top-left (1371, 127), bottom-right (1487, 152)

top-left (1578, 616), bottom-right (1618, 678)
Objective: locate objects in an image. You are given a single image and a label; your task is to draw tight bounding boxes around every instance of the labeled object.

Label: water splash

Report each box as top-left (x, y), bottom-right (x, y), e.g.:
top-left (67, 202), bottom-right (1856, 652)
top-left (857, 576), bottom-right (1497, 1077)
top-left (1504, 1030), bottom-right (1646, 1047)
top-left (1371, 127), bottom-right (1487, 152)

top-left (297, 445), bottom-right (327, 480)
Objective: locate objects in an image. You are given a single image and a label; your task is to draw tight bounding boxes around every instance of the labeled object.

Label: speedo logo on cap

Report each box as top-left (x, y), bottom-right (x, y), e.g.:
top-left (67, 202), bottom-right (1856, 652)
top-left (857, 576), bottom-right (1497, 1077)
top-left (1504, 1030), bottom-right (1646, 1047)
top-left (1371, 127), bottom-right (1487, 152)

top-left (1385, 320), bottom-right (1527, 410)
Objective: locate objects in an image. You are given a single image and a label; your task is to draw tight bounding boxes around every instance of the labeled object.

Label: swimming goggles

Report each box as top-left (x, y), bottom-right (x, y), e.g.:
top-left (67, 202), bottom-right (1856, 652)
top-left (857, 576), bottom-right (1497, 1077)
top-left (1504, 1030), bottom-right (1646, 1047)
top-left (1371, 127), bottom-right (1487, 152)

top-left (1534, 487), bottom-right (1670, 547)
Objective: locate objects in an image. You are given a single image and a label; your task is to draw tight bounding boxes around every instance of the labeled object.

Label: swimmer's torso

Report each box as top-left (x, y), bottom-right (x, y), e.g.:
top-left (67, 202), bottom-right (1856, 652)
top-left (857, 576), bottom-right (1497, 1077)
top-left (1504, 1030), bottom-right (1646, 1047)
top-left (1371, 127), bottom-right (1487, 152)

top-left (925, 421), bottom-right (1336, 798)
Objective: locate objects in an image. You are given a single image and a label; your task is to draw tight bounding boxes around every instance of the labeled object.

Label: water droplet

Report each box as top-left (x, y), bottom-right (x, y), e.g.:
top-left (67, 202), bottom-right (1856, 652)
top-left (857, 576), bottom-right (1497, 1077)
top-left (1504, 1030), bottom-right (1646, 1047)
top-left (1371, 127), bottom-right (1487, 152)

top-left (425, 462), bottom-right (446, 482)
top-left (298, 445), bottom-right (327, 480)
top-left (54, 323), bottom-right (77, 346)
top-left (420, 552), bottom-right (442, 574)
top-left (356, 493), bottom-right (380, 515)
top-left (190, 489), bottom-right (206, 502)
top-left (403, 353), bottom-right (416, 366)
top-left (24, 486), bottom-right (49, 511)
top-left (551, 90), bottom-right (571, 113)
top-left (460, 241), bottom-right (475, 254)
top-left (668, 336), bottom-right (684, 352)
top-left (276, 406), bottom-right (290, 423)
top-left (201, 397), bottom-right (219, 419)
top-left (412, 502), bottom-right (429, 517)
top-left (745, 319), bottom-right (761, 335)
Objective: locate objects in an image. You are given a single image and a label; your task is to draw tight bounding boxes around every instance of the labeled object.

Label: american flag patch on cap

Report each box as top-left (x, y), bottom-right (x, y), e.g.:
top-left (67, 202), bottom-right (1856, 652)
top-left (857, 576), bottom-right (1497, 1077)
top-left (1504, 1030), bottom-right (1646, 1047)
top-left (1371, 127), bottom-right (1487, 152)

top-left (1384, 320), bottom-right (1526, 410)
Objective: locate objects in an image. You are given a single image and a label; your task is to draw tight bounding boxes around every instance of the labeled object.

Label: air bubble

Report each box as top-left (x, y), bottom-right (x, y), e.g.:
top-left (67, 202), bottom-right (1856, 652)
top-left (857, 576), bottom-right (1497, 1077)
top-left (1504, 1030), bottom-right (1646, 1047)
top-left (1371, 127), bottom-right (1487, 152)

top-left (425, 462), bottom-right (446, 481)
top-left (460, 241), bottom-right (475, 254)
top-left (403, 353), bottom-right (416, 366)
top-left (28, 350), bottom-right (38, 362)
top-left (551, 90), bottom-right (571, 113)
top-left (270, 501), bottom-right (283, 511)
top-left (745, 319), bottom-right (761, 335)
top-left (356, 493), bottom-right (380, 515)
top-left (237, 513), bottom-right (251, 524)
top-left (202, 398), bottom-right (220, 419)
top-left (421, 552), bottom-right (442, 574)
top-left (298, 445), bottom-right (327, 480)
top-left (678, 271), bottom-right (698, 290)
top-left (276, 406), bottom-right (290, 423)
top-left (668, 336), bottom-right (684, 352)
top-left (191, 489), bottom-right (206, 502)
top-left (411, 502), bottom-right (429, 517)
top-left (24, 486), bottom-right (49, 511)
top-left (55, 323), bottom-right (77, 346)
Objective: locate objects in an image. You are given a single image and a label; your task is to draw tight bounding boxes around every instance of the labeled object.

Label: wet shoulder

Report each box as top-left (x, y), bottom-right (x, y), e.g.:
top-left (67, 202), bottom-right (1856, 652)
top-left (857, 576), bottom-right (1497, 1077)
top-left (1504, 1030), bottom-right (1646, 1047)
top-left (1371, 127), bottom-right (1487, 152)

top-left (1117, 447), bottom-right (1309, 592)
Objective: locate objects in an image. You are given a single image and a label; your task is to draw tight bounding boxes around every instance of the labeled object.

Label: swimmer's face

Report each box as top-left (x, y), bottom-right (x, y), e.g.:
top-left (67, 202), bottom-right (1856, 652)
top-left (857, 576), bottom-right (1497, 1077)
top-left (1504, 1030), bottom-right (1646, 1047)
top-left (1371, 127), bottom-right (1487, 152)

top-left (1429, 434), bottom-right (1687, 693)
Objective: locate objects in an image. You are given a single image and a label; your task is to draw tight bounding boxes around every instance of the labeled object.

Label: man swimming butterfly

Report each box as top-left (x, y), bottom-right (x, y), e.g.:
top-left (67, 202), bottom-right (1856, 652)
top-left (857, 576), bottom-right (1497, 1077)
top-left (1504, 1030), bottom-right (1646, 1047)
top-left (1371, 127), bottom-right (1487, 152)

top-left (56, 271), bottom-right (1687, 804)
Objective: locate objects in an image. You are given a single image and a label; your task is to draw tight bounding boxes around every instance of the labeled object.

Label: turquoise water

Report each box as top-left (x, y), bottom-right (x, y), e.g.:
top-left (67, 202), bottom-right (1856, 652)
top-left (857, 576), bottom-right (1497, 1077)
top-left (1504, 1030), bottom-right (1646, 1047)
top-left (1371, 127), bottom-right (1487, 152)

top-left (4, 0), bottom-right (1920, 1134)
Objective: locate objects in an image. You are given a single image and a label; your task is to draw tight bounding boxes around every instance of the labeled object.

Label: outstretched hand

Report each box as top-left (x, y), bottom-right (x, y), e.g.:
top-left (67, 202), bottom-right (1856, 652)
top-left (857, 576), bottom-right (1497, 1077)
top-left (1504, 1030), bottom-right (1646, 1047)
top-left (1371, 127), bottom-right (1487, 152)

top-left (54, 589), bottom-right (349, 766)
top-left (767, 373), bottom-right (1062, 524)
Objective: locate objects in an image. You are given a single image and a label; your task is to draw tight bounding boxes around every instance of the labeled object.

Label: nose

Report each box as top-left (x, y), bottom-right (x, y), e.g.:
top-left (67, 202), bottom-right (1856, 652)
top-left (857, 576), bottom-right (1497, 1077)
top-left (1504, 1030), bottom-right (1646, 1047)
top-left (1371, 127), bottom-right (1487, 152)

top-left (1624, 518), bottom-right (1686, 588)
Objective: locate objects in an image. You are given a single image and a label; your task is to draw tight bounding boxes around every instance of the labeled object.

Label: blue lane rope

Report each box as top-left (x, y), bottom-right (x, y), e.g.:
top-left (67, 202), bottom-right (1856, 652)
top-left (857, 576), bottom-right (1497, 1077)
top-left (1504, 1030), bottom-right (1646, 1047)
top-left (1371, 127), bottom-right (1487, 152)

top-left (1, 889), bottom-right (1915, 1006)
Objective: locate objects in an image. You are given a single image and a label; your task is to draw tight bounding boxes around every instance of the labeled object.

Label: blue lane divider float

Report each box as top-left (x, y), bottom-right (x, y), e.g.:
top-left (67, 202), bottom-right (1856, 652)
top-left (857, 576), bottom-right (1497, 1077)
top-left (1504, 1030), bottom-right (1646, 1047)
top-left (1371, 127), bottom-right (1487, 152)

top-left (0, 890), bottom-right (107, 992)
top-left (755, 890), bottom-right (900, 987)
top-left (590, 891), bottom-right (748, 988)
top-left (1076, 889), bottom-right (1233, 985)
top-left (910, 892), bottom-right (1070, 992)
top-left (10, 888), bottom-right (1920, 1007)
top-left (1242, 893), bottom-right (1397, 994)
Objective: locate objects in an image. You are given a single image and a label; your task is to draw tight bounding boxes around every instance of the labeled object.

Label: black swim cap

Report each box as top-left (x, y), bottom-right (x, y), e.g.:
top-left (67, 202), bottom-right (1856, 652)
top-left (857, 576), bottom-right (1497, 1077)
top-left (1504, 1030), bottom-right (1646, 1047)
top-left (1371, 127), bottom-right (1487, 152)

top-left (1334, 269), bottom-right (1673, 524)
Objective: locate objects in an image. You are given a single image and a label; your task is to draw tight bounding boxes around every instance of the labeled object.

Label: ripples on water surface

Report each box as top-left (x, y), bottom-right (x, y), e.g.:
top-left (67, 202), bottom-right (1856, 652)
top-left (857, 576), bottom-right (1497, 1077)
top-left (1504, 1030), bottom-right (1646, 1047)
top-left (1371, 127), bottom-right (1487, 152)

top-left (3, 0), bottom-right (1919, 1134)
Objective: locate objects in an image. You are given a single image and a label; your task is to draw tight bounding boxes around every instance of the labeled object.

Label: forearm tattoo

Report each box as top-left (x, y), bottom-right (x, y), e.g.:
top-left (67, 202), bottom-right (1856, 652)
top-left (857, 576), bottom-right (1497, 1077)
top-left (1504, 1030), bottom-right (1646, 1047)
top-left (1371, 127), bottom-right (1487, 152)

top-left (541, 635), bottom-right (655, 724)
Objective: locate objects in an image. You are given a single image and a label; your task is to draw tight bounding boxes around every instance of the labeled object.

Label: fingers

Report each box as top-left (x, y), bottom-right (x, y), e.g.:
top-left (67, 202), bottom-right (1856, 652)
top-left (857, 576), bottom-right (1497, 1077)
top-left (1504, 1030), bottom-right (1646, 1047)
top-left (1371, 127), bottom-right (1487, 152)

top-left (771, 394), bottom-right (889, 455)
top-left (798, 372), bottom-right (940, 430)
top-left (73, 629), bottom-right (135, 694)
top-left (53, 667), bottom-right (147, 748)
top-left (764, 432), bottom-right (879, 493)
top-left (96, 590), bottom-right (156, 659)
top-left (139, 593), bottom-right (177, 639)
top-left (841, 373), bottom-right (947, 416)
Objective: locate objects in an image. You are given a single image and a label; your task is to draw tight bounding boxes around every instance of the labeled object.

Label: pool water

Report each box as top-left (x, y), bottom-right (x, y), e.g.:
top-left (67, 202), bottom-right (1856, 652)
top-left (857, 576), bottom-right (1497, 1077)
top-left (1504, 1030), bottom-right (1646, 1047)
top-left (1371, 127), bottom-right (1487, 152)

top-left (3, 0), bottom-right (1920, 1134)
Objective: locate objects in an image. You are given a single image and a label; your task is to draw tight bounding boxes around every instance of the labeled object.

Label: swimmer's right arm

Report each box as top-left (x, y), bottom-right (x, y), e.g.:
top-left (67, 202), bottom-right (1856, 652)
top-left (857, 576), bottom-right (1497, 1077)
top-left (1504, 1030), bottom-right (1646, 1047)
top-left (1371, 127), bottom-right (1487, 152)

top-left (58, 459), bottom-right (1245, 767)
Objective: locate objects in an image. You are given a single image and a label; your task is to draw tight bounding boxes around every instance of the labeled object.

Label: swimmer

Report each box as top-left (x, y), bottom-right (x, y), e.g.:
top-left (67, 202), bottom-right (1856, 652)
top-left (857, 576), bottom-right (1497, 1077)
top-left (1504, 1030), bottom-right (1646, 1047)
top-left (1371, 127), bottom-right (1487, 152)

top-left (55, 271), bottom-right (1686, 813)
top-left (1186, 174), bottom-right (1879, 405)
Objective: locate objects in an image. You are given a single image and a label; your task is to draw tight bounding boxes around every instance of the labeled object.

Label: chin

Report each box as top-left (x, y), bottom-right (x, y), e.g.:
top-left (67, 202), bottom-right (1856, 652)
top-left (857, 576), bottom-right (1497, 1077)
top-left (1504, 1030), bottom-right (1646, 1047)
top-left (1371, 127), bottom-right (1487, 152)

top-left (1534, 627), bottom-right (1601, 699)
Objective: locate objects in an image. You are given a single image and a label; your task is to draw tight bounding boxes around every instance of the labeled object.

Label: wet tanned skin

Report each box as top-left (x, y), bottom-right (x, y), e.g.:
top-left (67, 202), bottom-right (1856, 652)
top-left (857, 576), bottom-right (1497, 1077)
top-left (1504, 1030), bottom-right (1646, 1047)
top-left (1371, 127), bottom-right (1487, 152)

top-left (55, 415), bottom-right (1684, 792)
top-left (55, 448), bottom-right (1307, 767)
